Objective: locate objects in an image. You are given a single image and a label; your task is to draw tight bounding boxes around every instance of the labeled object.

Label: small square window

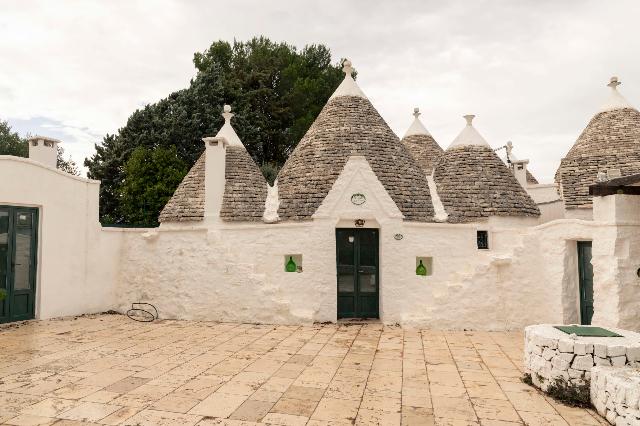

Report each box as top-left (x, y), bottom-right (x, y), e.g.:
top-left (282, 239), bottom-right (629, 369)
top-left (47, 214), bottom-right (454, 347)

top-left (284, 254), bottom-right (302, 272)
top-left (415, 257), bottom-right (433, 277)
top-left (477, 231), bottom-right (489, 250)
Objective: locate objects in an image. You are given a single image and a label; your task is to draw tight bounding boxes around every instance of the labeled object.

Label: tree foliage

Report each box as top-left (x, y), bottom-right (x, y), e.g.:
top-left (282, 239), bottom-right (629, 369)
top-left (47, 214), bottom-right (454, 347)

top-left (119, 146), bottom-right (187, 226)
top-left (85, 37), bottom-right (344, 225)
top-left (0, 120), bottom-right (79, 176)
top-left (0, 120), bottom-right (27, 157)
top-left (56, 146), bottom-right (80, 176)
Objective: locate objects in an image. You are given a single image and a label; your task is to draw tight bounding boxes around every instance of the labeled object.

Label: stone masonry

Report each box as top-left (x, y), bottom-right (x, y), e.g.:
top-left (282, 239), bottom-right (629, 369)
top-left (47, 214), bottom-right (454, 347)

top-left (524, 325), bottom-right (640, 391)
top-left (591, 366), bottom-right (640, 425)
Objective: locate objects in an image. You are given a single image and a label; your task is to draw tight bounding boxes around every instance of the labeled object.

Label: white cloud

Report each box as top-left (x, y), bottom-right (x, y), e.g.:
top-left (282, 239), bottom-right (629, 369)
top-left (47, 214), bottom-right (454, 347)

top-left (2, 0), bottom-right (639, 181)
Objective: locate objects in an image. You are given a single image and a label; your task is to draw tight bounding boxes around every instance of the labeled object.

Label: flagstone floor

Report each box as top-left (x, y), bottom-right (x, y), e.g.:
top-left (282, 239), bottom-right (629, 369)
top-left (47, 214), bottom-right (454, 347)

top-left (0, 315), bottom-right (605, 426)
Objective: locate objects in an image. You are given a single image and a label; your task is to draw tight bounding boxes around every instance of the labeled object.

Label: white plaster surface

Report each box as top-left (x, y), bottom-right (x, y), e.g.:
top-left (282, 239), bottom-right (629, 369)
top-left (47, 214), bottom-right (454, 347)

top-left (203, 137), bottom-right (226, 220)
top-left (215, 106), bottom-right (244, 147)
top-left (403, 109), bottom-right (432, 137)
top-left (448, 115), bottom-right (490, 148)
top-left (564, 207), bottom-right (594, 221)
top-left (329, 60), bottom-right (366, 100)
top-left (263, 181), bottom-right (280, 223)
top-left (426, 175), bottom-right (448, 222)
top-left (27, 136), bottom-right (59, 168)
top-left (3, 151), bottom-right (640, 331)
top-left (600, 78), bottom-right (635, 112)
top-left (0, 156), bottom-right (118, 319)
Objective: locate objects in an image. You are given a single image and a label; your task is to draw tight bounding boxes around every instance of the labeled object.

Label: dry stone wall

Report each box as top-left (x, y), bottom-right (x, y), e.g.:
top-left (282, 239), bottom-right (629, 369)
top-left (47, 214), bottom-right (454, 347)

top-left (525, 325), bottom-right (640, 391)
top-left (591, 366), bottom-right (640, 425)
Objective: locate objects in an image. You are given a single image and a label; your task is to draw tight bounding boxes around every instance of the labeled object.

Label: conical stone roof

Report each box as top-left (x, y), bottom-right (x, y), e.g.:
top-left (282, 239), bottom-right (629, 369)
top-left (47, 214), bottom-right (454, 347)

top-left (556, 77), bottom-right (640, 209)
top-left (159, 153), bottom-right (206, 222)
top-left (159, 106), bottom-right (267, 223)
top-left (276, 61), bottom-right (435, 222)
top-left (434, 115), bottom-right (540, 223)
top-left (401, 108), bottom-right (444, 175)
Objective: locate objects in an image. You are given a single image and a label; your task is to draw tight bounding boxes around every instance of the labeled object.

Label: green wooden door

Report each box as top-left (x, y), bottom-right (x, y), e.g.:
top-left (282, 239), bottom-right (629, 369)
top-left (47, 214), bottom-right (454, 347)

top-left (0, 206), bottom-right (38, 323)
top-left (577, 241), bottom-right (594, 325)
top-left (336, 229), bottom-right (379, 319)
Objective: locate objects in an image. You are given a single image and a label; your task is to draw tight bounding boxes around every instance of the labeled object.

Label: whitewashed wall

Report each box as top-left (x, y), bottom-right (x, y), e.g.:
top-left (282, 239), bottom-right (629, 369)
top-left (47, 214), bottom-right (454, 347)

top-left (0, 156), bottom-right (118, 319)
top-left (2, 155), bottom-right (639, 330)
top-left (110, 156), bottom-right (606, 330)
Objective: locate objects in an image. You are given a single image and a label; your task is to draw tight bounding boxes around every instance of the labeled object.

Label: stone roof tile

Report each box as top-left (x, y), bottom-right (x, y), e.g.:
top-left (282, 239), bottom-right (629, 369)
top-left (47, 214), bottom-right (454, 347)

top-left (159, 146), bottom-right (267, 223)
top-left (277, 95), bottom-right (435, 221)
top-left (401, 133), bottom-right (443, 175)
top-left (556, 108), bottom-right (640, 208)
top-left (434, 145), bottom-right (540, 223)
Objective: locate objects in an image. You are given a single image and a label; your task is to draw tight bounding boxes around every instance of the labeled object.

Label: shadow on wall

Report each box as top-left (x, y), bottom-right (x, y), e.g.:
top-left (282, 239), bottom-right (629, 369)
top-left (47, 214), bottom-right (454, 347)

top-left (562, 240), bottom-right (580, 324)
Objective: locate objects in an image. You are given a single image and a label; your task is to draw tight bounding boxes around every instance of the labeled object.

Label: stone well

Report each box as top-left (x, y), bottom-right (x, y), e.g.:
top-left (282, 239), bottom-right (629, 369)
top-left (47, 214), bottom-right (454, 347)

top-left (524, 324), bottom-right (640, 391)
top-left (591, 366), bottom-right (640, 425)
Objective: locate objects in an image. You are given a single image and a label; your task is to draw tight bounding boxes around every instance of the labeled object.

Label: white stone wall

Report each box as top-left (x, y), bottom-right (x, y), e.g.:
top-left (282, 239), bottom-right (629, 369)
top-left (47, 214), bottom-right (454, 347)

top-left (524, 325), bottom-right (640, 391)
top-left (591, 366), bottom-right (640, 425)
top-left (111, 157), bottom-right (575, 329)
top-left (0, 156), bottom-right (119, 319)
top-left (2, 155), bottom-right (640, 331)
top-left (526, 183), bottom-right (565, 223)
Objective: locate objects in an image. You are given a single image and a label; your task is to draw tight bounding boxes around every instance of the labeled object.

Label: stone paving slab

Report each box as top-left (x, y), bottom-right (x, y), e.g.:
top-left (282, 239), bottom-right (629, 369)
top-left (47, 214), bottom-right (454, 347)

top-left (0, 315), bottom-right (606, 425)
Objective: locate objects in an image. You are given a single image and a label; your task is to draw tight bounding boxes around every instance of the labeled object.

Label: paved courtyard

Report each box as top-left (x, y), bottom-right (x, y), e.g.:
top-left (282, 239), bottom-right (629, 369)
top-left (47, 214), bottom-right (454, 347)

top-left (0, 315), bottom-right (605, 426)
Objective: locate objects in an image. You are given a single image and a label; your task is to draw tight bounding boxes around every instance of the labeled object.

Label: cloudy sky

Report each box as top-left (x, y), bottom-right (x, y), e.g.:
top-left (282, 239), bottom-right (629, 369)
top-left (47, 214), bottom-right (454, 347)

top-left (2, 0), bottom-right (639, 181)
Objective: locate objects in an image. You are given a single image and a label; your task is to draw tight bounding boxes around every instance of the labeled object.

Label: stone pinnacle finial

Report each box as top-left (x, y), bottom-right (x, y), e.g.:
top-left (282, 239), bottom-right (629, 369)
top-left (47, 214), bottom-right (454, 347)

top-left (608, 76), bottom-right (621, 89)
top-left (413, 107), bottom-right (421, 118)
top-left (464, 114), bottom-right (475, 126)
top-left (222, 104), bottom-right (234, 123)
top-left (342, 59), bottom-right (354, 77)
top-left (505, 141), bottom-right (514, 159)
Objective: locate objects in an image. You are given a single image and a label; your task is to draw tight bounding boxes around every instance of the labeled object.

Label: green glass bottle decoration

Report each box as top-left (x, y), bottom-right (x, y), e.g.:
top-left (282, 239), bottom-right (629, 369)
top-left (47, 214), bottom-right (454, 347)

top-left (416, 259), bottom-right (427, 276)
top-left (286, 256), bottom-right (297, 272)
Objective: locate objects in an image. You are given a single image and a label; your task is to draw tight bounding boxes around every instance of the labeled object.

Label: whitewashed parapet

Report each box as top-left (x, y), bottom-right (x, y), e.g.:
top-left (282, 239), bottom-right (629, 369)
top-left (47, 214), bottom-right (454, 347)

top-left (591, 366), bottom-right (640, 425)
top-left (524, 325), bottom-right (640, 391)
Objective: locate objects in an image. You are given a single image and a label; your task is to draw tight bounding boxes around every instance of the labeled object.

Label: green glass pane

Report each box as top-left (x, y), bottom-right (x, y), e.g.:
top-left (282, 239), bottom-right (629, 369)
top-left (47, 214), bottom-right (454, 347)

top-left (0, 210), bottom-right (8, 293)
top-left (359, 230), bottom-right (377, 266)
top-left (360, 274), bottom-right (376, 292)
top-left (14, 228), bottom-right (32, 290)
top-left (338, 274), bottom-right (354, 292)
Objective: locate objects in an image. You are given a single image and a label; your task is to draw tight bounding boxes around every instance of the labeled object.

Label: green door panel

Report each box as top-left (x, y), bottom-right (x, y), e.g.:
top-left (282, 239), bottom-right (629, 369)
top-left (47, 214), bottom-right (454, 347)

top-left (336, 229), bottom-right (379, 319)
top-left (0, 206), bottom-right (38, 323)
top-left (577, 241), bottom-right (594, 326)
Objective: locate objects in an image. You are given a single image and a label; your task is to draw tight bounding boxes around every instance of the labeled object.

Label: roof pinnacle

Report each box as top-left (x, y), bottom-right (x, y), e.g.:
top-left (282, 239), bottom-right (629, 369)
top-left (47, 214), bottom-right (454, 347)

top-left (329, 58), bottom-right (366, 100)
top-left (413, 107), bottom-right (421, 118)
top-left (600, 75), bottom-right (634, 112)
top-left (342, 59), bottom-right (354, 77)
top-left (222, 104), bottom-right (234, 123)
top-left (464, 114), bottom-right (475, 126)
top-left (608, 76), bottom-right (621, 89)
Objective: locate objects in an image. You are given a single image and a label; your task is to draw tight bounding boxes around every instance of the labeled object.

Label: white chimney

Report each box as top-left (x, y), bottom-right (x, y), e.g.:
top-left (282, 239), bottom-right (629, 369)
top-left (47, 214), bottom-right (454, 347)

top-left (504, 141), bottom-right (530, 188)
top-left (512, 159), bottom-right (530, 188)
top-left (202, 135), bottom-right (227, 220)
top-left (27, 135), bottom-right (60, 168)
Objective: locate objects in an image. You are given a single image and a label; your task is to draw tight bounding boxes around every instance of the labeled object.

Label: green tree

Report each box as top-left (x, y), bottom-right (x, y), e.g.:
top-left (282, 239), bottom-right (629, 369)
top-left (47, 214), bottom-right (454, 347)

top-left (85, 37), bottom-right (344, 224)
top-left (0, 120), bottom-right (27, 157)
top-left (119, 146), bottom-right (188, 226)
top-left (56, 146), bottom-right (80, 176)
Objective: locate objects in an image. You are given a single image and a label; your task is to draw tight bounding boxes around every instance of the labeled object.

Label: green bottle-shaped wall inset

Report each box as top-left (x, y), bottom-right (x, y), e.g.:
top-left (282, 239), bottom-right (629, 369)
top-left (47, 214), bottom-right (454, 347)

top-left (416, 259), bottom-right (427, 276)
top-left (286, 256), bottom-right (297, 272)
